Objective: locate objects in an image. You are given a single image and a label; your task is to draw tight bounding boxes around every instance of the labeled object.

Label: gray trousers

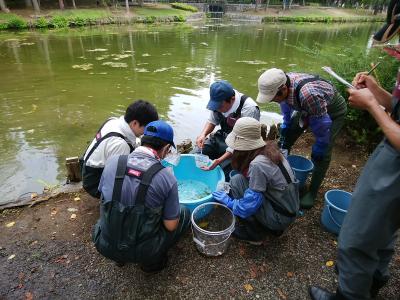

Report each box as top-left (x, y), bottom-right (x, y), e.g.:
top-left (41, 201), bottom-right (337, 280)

top-left (338, 141), bottom-right (400, 299)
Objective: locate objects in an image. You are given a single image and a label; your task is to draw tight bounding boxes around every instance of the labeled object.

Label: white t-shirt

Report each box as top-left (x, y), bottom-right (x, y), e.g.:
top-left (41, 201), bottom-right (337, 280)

top-left (84, 116), bottom-right (138, 168)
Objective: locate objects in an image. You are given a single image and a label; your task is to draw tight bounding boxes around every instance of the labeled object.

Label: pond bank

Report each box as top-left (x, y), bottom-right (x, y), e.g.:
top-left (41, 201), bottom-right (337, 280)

top-left (1, 133), bottom-right (399, 299)
top-left (0, 6), bottom-right (384, 30)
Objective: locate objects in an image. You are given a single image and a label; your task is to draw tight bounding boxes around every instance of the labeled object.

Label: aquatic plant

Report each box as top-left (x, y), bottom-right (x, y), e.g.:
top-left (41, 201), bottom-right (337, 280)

top-left (6, 16), bottom-right (28, 29)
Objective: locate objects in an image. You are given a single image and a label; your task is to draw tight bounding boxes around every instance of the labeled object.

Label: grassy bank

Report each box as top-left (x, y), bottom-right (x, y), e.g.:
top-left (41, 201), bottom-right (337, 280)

top-left (252, 7), bottom-right (385, 23)
top-left (0, 5), bottom-right (197, 30)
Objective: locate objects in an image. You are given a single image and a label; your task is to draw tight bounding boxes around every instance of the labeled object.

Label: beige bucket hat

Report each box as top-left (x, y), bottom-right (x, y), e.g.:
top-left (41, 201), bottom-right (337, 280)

top-left (226, 117), bottom-right (266, 151)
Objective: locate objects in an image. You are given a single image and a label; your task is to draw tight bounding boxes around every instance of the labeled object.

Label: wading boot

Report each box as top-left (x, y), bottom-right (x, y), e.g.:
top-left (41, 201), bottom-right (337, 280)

top-left (301, 159), bottom-right (328, 209)
top-left (232, 225), bottom-right (263, 246)
top-left (300, 191), bottom-right (317, 209)
top-left (370, 277), bottom-right (388, 298)
top-left (309, 287), bottom-right (347, 300)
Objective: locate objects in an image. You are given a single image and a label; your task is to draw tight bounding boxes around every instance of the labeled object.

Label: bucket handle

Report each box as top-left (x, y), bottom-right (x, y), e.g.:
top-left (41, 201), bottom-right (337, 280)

top-left (327, 205), bottom-right (342, 229)
top-left (191, 225), bottom-right (233, 248)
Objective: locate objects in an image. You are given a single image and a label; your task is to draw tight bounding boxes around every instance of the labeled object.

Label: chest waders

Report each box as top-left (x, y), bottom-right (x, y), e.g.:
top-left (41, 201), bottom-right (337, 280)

top-left (92, 155), bottom-right (167, 264)
top-left (80, 119), bottom-right (134, 198)
top-left (336, 92), bottom-right (400, 299)
top-left (282, 76), bottom-right (347, 208)
top-left (255, 161), bottom-right (300, 232)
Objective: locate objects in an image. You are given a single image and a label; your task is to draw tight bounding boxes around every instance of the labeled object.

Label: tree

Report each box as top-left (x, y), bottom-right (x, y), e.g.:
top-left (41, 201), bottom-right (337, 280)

top-left (125, 0), bottom-right (129, 13)
top-left (25, 0), bottom-right (32, 8)
top-left (0, 0), bottom-right (10, 13)
top-left (59, 0), bottom-right (65, 10)
top-left (31, 0), bottom-right (40, 12)
top-left (71, 0), bottom-right (76, 9)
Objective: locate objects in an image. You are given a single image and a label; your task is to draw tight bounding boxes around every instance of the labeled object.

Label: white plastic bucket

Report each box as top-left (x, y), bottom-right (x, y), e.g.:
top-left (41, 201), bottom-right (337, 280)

top-left (191, 202), bottom-right (235, 256)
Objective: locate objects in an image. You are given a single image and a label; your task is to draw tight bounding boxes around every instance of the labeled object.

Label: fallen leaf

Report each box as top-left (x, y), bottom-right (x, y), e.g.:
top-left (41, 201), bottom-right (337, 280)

top-left (326, 260), bottom-right (334, 267)
top-left (352, 165), bottom-right (357, 168)
top-left (73, 196), bottom-right (81, 201)
top-left (50, 208), bottom-right (57, 216)
top-left (287, 272), bottom-right (294, 278)
top-left (239, 244), bottom-right (246, 257)
top-left (6, 221), bottom-right (15, 228)
top-left (25, 291), bottom-right (33, 300)
top-left (31, 193), bottom-right (38, 200)
top-left (249, 265), bottom-right (259, 279)
top-left (277, 288), bottom-right (287, 300)
top-left (67, 208), bottom-right (78, 212)
top-left (244, 284), bottom-right (253, 292)
top-left (333, 240), bottom-right (338, 246)
top-left (8, 254), bottom-right (16, 260)
top-left (198, 221), bottom-right (208, 228)
top-left (70, 214), bottom-right (77, 220)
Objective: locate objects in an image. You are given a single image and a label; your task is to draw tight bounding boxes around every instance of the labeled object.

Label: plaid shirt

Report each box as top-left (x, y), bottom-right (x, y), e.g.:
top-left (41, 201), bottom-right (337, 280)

top-left (285, 72), bottom-right (335, 117)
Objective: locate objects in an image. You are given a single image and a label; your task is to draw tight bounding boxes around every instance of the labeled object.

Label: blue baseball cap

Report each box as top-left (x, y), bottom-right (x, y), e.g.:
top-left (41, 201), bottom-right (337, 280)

top-left (207, 80), bottom-right (235, 111)
top-left (143, 120), bottom-right (175, 148)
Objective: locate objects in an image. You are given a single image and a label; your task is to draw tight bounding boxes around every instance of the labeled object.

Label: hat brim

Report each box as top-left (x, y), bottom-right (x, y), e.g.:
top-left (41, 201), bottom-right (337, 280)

top-left (206, 99), bottom-right (222, 111)
top-left (373, 21), bottom-right (400, 43)
top-left (226, 132), bottom-right (266, 151)
top-left (256, 91), bottom-right (275, 104)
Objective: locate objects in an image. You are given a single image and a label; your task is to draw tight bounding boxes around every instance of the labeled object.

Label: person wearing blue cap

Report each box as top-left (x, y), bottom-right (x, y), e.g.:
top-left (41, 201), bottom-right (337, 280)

top-left (92, 120), bottom-right (190, 273)
top-left (309, 1), bottom-right (400, 298)
top-left (195, 80), bottom-right (260, 174)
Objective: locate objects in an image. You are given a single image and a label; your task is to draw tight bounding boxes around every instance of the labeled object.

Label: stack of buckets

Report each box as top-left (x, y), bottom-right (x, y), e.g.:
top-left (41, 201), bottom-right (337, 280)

top-left (287, 155), bottom-right (352, 235)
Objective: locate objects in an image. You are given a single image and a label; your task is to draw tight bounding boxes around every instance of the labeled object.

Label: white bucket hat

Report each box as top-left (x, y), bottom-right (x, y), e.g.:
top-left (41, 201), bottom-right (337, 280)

top-left (256, 68), bottom-right (287, 103)
top-left (226, 117), bottom-right (266, 151)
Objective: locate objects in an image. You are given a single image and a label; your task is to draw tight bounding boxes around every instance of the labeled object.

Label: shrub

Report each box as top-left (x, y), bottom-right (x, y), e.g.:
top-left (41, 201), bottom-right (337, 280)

top-left (35, 17), bottom-right (49, 28)
top-left (50, 16), bottom-right (69, 28)
top-left (170, 2), bottom-right (198, 12)
top-left (7, 16), bottom-right (28, 29)
top-left (0, 22), bottom-right (8, 29)
top-left (173, 15), bottom-right (186, 22)
top-left (71, 16), bottom-right (87, 26)
top-left (297, 41), bottom-right (399, 150)
top-left (144, 15), bottom-right (156, 24)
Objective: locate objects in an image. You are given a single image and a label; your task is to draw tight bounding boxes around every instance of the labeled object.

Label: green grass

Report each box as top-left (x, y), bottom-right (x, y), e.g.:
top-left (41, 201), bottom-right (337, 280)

top-left (0, 12), bottom-right (20, 21)
top-left (134, 7), bottom-right (191, 17)
top-left (50, 9), bottom-right (112, 19)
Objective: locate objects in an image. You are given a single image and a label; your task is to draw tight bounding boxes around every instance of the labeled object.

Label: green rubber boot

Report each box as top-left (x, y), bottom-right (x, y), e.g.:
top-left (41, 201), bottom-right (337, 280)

top-left (300, 158), bottom-right (329, 209)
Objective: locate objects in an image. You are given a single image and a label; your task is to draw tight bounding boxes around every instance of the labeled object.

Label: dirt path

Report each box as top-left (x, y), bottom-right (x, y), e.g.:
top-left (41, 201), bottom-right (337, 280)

top-left (1, 134), bottom-right (399, 299)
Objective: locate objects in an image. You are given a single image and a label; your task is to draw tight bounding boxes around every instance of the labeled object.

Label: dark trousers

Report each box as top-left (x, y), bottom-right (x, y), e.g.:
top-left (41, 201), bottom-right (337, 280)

top-left (338, 141), bottom-right (400, 299)
top-left (140, 206), bottom-right (191, 269)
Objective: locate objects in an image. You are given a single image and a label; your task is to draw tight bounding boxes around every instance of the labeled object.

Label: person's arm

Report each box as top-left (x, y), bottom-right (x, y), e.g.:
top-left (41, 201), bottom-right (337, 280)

top-left (163, 219), bottom-right (179, 232)
top-left (212, 189), bottom-right (264, 219)
top-left (348, 88), bottom-right (400, 151)
top-left (162, 181), bottom-right (180, 232)
top-left (352, 72), bottom-right (392, 112)
top-left (196, 121), bottom-right (216, 149)
top-left (309, 113), bottom-right (332, 162)
top-left (203, 151), bottom-right (232, 171)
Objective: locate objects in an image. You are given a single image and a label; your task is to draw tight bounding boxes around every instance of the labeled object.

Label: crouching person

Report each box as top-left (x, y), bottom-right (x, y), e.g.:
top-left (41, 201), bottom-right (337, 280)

top-left (212, 117), bottom-right (300, 245)
top-left (92, 120), bottom-right (190, 273)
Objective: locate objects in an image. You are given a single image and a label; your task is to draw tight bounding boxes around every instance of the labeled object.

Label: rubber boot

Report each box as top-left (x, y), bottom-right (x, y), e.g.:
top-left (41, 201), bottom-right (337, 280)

top-left (309, 287), bottom-right (347, 300)
top-left (370, 277), bottom-right (388, 298)
top-left (300, 158), bottom-right (329, 209)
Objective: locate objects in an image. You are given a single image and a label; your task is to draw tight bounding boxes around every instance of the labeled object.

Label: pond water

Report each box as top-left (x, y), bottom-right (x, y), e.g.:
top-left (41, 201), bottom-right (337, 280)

top-left (178, 179), bottom-right (211, 202)
top-left (0, 22), bottom-right (378, 205)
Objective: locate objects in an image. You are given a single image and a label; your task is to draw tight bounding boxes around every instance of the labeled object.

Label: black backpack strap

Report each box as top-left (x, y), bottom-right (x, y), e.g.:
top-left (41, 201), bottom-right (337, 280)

top-left (234, 94), bottom-right (248, 116)
top-left (111, 155), bottom-right (129, 203)
top-left (136, 163), bottom-right (165, 205)
top-left (392, 99), bottom-right (400, 123)
top-left (84, 132), bottom-right (134, 163)
top-left (277, 161), bottom-right (292, 184)
top-left (295, 76), bottom-right (332, 109)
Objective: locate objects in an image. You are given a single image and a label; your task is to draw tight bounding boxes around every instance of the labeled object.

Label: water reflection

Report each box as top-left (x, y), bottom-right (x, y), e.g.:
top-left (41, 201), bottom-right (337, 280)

top-left (0, 22), bottom-right (379, 204)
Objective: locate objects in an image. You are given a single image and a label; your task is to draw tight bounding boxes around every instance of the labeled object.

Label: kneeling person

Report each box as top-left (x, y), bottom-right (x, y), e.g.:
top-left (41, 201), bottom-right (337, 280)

top-left (93, 120), bottom-right (190, 273)
top-left (212, 118), bottom-right (299, 245)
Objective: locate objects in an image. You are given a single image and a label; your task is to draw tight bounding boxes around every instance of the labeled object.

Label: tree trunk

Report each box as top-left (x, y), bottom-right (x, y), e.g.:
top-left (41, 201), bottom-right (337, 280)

top-left (0, 0), bottom-right (10, 13)
top-left (137, 0), bottom-right (143, 7)
top-left (125, 0), bottom-right (130, 13)
top-left (59, 0), bottom-right (65, 10)
top-left (31, 0), bottom-right (40, 12)
top-left (25, 0), bottom-right (32, 7)
top-left (71, 0), bottom-right (76, 9)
